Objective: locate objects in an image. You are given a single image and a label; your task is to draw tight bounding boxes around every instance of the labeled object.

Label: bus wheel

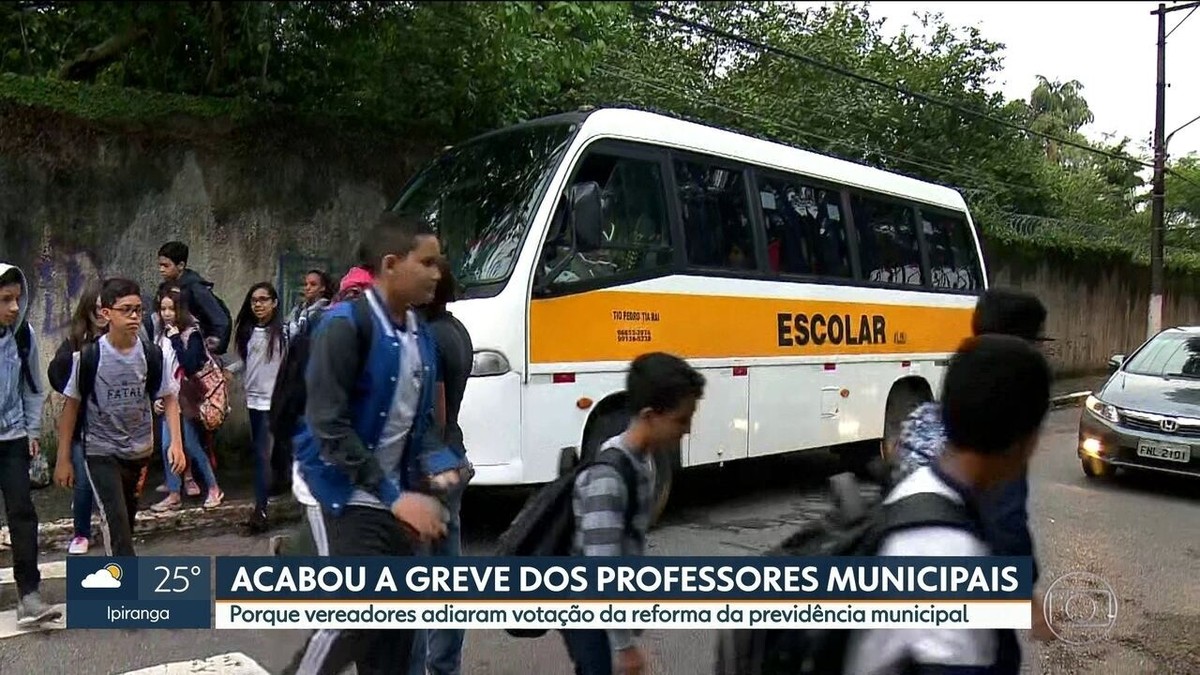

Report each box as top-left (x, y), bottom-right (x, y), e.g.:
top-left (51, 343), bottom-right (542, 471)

top-left (882, 382), bottom-right (929, 463)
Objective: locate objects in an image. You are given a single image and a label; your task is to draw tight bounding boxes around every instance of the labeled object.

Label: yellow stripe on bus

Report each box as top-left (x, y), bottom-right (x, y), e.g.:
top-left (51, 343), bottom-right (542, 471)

top-left (530, 290), bottom-right (974, 363)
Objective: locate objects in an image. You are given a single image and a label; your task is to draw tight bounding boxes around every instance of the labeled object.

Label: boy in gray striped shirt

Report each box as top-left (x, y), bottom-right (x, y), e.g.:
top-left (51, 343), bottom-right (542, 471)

top-left (564, 352), bottom-right (704, 675)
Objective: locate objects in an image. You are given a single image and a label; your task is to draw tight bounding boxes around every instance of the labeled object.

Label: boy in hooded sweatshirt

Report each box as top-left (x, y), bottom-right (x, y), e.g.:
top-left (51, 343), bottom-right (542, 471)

top-left (0, 263), bottom-right (62, 625)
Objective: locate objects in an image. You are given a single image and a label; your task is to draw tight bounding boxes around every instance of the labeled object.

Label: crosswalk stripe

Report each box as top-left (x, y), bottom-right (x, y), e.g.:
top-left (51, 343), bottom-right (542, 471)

top-left (118, 652), bottom-right (270, 675)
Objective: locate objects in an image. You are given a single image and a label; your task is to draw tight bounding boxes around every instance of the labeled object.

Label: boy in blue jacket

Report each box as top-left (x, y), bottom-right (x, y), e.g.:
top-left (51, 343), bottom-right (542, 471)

top-left (283, 212), bottom-right (463, 675)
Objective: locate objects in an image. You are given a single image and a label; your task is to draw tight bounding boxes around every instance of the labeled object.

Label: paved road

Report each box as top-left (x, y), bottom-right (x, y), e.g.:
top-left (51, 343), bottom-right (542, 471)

top-left (1, 407), bottom-right (1197, 674)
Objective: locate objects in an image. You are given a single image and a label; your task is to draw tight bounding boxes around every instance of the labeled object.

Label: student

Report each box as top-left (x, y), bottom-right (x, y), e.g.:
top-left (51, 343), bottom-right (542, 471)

top-left (269, 267), bottom-right (376, 557)
top-left (287, 269), bottom-right (334, 340)
top-left (227, 282), bottom-right (286, 534)
top-left (889, 289), bottom-right (1051, 591)
top-left (55, 278), bottom-right (187, 557)
top-left (47, 282), bottom-right (108, 555)
top-left (844, 334), bottom-right (1051, 675)
top-left (0, 263), bottom-right (61, 625)
top-left (410, 258), bottom-right (475, 675)
top-left (154, 242), bottom-right (232, 356)
top-left (283, 212), bottom-right (457, 675)
top-left (149, 286), bottom-right (224, 512)
top-left (562, 352), bottom-right (705, 675)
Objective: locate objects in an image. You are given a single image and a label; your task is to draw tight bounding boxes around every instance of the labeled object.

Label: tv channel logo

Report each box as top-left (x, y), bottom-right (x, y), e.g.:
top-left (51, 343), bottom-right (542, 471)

top-left (1043, 571), bottom-right (1118, 645)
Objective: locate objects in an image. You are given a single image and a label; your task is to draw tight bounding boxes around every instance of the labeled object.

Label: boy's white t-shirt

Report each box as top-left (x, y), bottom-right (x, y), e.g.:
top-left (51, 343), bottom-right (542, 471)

top-left (842, 466), bottom-right (997, 675)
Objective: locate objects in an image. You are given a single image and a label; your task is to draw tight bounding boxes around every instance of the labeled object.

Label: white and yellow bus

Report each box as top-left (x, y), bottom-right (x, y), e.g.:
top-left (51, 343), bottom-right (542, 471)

top-left (393, 106), bottom-right (986, 519)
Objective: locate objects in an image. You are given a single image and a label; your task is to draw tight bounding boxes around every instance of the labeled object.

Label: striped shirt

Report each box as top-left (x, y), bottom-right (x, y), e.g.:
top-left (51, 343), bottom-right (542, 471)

top-left (571, 433), bottom-right (656, 651)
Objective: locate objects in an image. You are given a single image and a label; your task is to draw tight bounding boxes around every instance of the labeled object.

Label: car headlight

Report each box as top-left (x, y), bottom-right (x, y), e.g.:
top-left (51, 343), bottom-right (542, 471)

top-left (1085, 395), bottom-right (1119, 423)
top-left (470, 350), bottom-right (510, 377)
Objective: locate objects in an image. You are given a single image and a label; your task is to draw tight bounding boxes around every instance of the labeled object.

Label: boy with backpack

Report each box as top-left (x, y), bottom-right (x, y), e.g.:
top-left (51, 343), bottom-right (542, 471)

top-left (283, 212), bottom-right (463, 675)
top-left (563, 352), bottom-right (705, 675)
top-left (0, 263), bottom-right (62, 625)
top-left (843, 334), bottom-right (1051, 675)
top-left (54, 278), bottom-right (187, 557)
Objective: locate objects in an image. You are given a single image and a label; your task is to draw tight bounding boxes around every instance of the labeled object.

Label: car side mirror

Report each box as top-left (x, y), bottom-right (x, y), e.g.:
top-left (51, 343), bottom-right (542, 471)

top-left (567, 182), bottom-right (603, 253)
top-left (1108, 354), bottom-right (1125, 372)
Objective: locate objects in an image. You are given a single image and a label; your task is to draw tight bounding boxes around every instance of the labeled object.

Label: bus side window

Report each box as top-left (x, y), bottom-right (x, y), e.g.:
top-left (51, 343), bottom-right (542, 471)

top-left (921, 210), bottom-right (983, 290)
top-left (756, 175), bottom-right (852, 279)
top-left (851, 194), bottom-right (923, 287)
top-left (674, 159), bottom-right (756, 271)
top-left (544, 152), bottom-right (673, 287)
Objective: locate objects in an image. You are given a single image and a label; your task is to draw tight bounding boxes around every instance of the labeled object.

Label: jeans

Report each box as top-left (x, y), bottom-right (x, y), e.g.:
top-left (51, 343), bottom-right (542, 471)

top-left (161, 415), bottom-right (219, 494)
top-left (85, 454), bottom-right (149, 556)
top-left (71, 441), bottom-right (93, 539)
top-left (410, 484), bottom-right (465, 675)
top-left (559, 630), bottom-right (613, 675)
top-left (0, 438), bottom-right (40, 596)
top-left (248, 409), bottom-right (271, 512)
top-left (282, 506), bottom-right (417, 675)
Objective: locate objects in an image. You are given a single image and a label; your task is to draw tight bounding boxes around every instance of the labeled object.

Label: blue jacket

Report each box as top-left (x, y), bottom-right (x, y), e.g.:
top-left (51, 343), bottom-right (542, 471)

top-left (293, 290), bottom-right (461, 515)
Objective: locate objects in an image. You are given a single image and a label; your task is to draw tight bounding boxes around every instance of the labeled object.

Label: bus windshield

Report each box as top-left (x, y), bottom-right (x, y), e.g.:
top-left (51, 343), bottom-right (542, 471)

top-left (393, 122), bottom-right (577, 295)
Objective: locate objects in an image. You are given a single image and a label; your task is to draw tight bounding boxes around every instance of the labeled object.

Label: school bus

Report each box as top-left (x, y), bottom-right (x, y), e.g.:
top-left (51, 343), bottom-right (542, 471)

top-left (392, 106), bottom-right (985, 520)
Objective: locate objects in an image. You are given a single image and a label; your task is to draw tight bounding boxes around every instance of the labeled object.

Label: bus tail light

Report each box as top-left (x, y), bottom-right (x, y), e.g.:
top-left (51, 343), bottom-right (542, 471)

top-left (470, 350), bottom-right (511, 377)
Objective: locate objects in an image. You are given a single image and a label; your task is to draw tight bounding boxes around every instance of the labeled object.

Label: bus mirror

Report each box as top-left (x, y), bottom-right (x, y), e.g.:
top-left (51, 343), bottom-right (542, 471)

top-left (568, 182), bottom-right (603, 252)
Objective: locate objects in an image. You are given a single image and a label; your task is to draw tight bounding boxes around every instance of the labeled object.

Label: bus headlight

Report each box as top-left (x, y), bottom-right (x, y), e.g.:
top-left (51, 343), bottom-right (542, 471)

top-left (471, 350), bottom-right (511, 377)
top-left (1085, 395), bottom-right (1119, 423)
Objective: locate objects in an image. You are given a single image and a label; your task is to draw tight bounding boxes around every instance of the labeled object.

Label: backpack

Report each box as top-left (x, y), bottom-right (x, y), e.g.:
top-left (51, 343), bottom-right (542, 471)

top-left (179, 335), bottom-right (231, 432)
top-left (268, 298), bottom-right (375, 443)
top-left (13, 321), bottom-right (38, 394)
top-left (77, 339), bottom-right (165, 411)
top-left (712, 472), bottom-right (977, 675)
top-left (211, 294), bottom-right (233, 355)
top-left (495, 445), bottom-right (640, 639)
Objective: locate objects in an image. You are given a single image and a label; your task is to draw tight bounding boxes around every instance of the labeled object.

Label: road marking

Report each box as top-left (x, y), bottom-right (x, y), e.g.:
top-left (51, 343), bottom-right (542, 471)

top-left (0, 560), bottom-right (68, 588)
top-left (118, 652), bottom-right (270, 674)
top-left (0, 606), bottom-right (67, 640)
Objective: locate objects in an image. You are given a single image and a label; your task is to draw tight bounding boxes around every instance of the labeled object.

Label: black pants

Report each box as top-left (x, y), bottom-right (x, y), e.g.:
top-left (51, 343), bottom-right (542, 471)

top-left (560, 630), bottom-right (613, 675)
top-left (283, 505), bottom-right (416, 675)
top-left (85, 454), bottom-right (149, 556)
top-left (0, 438), bottom-right (40, 596)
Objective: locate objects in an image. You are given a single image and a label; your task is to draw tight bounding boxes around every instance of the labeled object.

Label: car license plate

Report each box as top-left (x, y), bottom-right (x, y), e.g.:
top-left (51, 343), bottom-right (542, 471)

top-left (1136, 440), bottom-right (1192, 463)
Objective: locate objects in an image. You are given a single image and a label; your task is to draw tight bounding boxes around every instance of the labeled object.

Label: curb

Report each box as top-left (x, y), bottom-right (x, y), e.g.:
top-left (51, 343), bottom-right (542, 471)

top-left (0, 496), bottom-right (303, 556)
top-left (1050, 390), bottom-right (1091, 410)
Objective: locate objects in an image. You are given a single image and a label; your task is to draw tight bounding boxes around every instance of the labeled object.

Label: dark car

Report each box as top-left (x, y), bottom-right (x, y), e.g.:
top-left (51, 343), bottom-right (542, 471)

top-left (1078, 327), bottom-right (1200, 479)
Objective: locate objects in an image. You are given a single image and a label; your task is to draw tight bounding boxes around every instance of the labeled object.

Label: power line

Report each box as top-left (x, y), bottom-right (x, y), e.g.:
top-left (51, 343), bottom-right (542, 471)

top-left (1166, 5), bottom-right (1198, 38)
top-left (637, 6), bottom-right (1154, 169)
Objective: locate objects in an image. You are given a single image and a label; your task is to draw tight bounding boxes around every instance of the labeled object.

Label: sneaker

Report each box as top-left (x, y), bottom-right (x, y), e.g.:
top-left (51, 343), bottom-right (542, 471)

top-left (184, 479), bottom-right (201, 497)
top-left (150, 495), bottom-right (182, 513)
top-left (203, 488), bottom-right (225, 509)
top-left (243, 509), bottom-right (269, 536)
top-left (67, 536), bottom-right (89, 555)
top-left (17, 592), bottom-right (62, 627)
top-left (155, 483), bottom-right (170, 493)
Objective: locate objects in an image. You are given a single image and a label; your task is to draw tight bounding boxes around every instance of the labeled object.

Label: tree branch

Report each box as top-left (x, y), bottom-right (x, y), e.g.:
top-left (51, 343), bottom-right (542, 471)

top-left (59, 23), bottom-right (149, 81)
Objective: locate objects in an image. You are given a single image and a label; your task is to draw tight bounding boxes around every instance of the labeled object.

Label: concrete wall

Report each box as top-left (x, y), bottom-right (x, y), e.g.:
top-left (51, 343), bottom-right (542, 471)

top-left (988, 244), bottom-right (1200, 376)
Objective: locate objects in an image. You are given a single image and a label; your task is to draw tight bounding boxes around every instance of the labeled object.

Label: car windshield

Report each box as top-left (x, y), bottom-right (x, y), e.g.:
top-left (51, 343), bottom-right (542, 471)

top-left (393, 122), bottom-right (576, 295)
top-left (1124, 333), bottom-right (1200, 378)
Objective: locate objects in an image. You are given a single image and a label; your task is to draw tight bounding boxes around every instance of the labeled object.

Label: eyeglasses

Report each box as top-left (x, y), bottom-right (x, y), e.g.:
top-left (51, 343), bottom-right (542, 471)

top-left (251, 296), bottom-right (274, 305)
top-left (110, 305), bottom-right (143, 317)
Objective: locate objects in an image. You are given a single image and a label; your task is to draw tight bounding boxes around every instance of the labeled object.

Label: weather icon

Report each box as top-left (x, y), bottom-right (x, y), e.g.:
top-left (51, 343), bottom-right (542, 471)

top-left (81, 563), bottom-right (123, 589)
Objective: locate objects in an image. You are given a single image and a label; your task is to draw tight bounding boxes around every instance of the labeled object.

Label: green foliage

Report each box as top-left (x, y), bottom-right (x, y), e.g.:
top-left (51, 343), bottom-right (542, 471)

top-left (2, 0), bottom-right (1198, 271)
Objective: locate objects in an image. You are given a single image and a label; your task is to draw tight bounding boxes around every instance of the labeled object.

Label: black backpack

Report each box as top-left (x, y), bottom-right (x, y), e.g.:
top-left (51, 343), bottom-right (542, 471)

top-left (76, 339), bottom-right (165, 406)
top-left (713, 472), bottom-right (977, 675)
top-left (13, 321), bottom-right (38, 394)
top-left (268, 298), bottom-right (374, 443)
top-left (495, 445), bottom-right (640, 638)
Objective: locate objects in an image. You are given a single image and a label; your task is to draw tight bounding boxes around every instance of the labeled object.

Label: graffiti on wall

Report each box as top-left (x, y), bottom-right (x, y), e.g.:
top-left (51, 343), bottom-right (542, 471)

top-left (33, 249), bottom-right (101, 340)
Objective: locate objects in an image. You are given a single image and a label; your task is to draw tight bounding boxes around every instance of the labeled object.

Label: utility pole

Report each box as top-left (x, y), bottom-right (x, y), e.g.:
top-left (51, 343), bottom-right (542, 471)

top-left (1149, 1), bottom-right (1200, 339)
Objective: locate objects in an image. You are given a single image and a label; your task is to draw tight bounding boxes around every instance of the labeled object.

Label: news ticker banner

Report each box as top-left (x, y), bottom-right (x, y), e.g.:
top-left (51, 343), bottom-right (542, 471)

top-left (67, 556), bottom-right (1034, 631)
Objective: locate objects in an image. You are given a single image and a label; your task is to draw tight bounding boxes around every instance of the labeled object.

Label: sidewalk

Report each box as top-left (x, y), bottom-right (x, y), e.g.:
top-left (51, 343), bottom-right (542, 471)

top-left (1050, 372), bottom-right (1109, 408)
